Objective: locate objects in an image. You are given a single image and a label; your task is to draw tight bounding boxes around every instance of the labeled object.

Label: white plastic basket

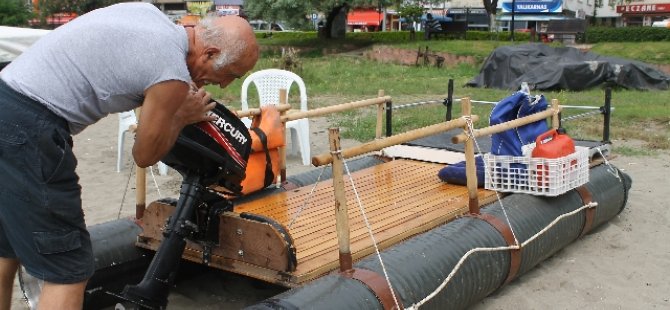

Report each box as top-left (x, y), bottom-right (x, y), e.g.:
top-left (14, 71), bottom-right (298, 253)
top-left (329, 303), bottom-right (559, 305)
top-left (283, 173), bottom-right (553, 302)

top-left (484, 146), bottom-right (589, 196)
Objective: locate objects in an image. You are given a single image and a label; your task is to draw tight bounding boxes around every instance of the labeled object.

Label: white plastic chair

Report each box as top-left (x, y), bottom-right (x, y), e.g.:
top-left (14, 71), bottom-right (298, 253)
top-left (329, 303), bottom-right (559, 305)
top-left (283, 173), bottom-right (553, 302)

top-left (241, 69), bottom-right (311, 165)
top-left (117, 111), bottom-right (168, 175)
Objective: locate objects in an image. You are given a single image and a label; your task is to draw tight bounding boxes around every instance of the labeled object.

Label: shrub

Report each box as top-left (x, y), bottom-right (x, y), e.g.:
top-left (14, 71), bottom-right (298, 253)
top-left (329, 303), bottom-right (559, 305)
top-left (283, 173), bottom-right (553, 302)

top-left (0, 0), bottom-right (33, 26)
top-left (586, 26), bottom-right (670, 43)
top-left (257, 30), bottom-right (531, 43)
top-left (255, 31), bottom-right (318, 41)
top-left (467, 31), bottom-right (530, 41)
top-left (257, 27), bottom-right (670, 44)
top-left (347, 30), bottom-right (531, 43)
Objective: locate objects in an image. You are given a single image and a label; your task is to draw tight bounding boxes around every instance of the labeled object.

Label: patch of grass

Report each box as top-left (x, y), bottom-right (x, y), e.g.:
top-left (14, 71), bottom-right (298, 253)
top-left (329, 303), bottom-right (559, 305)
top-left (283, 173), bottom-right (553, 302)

top-left (613, 145), bottom-right (657, 157)
top-left (210, 38), bottom-right (670, 153)
top-left (590, 42), bottom-right (670, 65)
top-left (390, 40), bottom-right (515, 63)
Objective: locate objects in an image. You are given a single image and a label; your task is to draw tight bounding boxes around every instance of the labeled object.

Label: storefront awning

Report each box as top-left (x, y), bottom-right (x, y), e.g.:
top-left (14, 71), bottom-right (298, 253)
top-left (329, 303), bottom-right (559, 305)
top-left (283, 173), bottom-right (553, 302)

top-left (28, 12), bottom-right (77, 27)
top-left (497, 14), bottom-right (568, 21)
top-left (347, 10), bottom-right (382, 26)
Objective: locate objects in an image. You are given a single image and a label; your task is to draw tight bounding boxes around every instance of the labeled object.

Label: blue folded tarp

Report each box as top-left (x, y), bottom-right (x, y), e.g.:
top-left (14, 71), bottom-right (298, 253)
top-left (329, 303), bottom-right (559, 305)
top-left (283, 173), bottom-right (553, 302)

top-left (438, 91), bottom-right (549, 187)
top-left (438, 156), bottom-right (485, 187)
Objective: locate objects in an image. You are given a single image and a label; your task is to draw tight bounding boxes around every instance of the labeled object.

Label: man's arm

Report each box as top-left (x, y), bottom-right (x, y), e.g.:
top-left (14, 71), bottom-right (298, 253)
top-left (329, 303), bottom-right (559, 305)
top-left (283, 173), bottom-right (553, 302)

top-left (132, 80), bottom-right (216, 168)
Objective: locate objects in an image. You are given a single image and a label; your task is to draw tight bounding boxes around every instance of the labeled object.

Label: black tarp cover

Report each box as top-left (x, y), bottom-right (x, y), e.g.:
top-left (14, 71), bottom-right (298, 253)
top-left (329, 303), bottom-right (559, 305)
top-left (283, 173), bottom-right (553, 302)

top-left (466, 43), bottom-right (670, 91)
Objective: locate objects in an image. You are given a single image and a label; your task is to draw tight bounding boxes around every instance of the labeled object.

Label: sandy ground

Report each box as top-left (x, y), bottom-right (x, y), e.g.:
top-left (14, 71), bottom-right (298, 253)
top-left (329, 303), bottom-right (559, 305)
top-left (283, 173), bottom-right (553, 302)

top-left (10, 113), bottom-right (670, 309)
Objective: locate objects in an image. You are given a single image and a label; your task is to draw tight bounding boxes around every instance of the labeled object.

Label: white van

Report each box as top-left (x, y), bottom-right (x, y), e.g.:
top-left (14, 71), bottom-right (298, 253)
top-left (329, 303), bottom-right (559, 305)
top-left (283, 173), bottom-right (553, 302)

top-left (248, 20), bottom-right (289, 32)
top-left (651, 19), bottom-right (670, 28)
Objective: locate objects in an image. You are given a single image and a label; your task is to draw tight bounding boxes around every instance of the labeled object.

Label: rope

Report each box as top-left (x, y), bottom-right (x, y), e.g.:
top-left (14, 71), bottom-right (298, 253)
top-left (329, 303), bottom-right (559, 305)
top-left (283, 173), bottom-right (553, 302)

top-left (117, 163), bottom-right (135, 219)
top-left (406, 200), bottom-right (598, 309)
top-left (149, 165), bottom-right (163, 198)
top-left (393, 100), bottom-right (442, 110)
top-left (410, 115), bottom-right (605, 309)
top-left (451, 98), bottom-right (605, 110)
top-left (287, 144), bottom-right (401, 307)
top-left (452, 98), bottom-right (498, 105)
top-left (117, 163), bottom-right (164, 219)
top-left (342, 157), bottom-right (402, 310)
top-left (596, 147), bottom-right (621, 182)
top-left (464, 116), bottom-right (520, 245)
top-left (408, 117), bottom-right (611, 308)
top-left (287, 167), bottom-right (327, 229)
top-left (559, 105), bottom-right (601, 110)
top-left (521, 202), bottom-right (598, 248)
top-left (561, 109), bottom-right (603, 122)
top-left (287, 149), bottom-right (382, 229)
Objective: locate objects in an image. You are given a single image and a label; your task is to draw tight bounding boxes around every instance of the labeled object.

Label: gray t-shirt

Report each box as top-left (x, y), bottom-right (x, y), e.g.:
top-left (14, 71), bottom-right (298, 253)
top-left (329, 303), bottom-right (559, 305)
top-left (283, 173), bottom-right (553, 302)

top-left (0, 3), bottom-right (191, 134)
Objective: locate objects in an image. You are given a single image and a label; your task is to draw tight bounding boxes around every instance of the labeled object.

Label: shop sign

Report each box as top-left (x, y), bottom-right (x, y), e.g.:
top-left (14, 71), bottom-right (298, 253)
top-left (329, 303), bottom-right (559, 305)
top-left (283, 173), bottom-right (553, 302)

top-left (502, 0), bottom-right (563, 13)
top-left (616, 3), bottom-right (670, 14)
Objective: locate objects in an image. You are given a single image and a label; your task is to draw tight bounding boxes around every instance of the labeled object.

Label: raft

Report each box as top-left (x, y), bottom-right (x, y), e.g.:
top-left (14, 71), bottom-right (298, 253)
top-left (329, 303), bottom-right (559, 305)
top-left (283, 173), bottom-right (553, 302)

top-left (246, 164), bottom-right (631, 309)
top-left (18, 92), bottom-right (629, 310)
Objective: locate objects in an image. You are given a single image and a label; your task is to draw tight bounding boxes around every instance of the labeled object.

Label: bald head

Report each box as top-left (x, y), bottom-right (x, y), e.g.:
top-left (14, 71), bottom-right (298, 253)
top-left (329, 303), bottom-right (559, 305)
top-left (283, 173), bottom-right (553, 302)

top-left (198, 15), bottom-right (259, 71)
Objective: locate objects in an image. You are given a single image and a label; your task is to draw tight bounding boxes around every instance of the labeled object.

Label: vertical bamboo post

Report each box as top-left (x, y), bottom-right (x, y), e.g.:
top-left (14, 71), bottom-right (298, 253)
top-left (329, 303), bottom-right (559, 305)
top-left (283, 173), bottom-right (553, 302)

top-left (603, 87), bottom-right (612, 143)
top-left (445, 79), bottom-right (454, 121)
top-left (462, 98), bottom-right (479, 214)
top-left (329, 127), bottom-right (352, 272)
top-left (278, 88), bottom-right (288, 183)
top-left (136, 167), bottom-right (146, 220)
top-left (551, 99), bottom-right (560, 130)
top-left (385, 99), bottom-right (393, 137)
top-left (375, 89), bottom-right (385, 139)
top-left (135, 108), bottom-right (146, 220)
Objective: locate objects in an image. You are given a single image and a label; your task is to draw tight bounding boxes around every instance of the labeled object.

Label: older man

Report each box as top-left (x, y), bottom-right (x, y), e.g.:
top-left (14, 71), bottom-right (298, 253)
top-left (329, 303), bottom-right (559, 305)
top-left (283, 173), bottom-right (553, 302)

top-left (0, 3), bottom-right (258, 309)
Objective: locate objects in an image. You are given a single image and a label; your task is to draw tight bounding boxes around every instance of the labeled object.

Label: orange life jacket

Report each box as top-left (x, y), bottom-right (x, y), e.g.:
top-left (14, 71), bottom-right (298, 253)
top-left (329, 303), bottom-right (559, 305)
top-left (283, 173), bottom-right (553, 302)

top-left (238, 106), bottom-right (285, 195)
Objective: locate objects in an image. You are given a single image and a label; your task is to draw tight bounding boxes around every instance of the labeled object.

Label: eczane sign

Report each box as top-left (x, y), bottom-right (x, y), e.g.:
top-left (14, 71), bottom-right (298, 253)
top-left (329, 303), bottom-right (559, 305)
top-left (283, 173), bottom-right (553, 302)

top-left (616, 3), bottom-right (670, 13)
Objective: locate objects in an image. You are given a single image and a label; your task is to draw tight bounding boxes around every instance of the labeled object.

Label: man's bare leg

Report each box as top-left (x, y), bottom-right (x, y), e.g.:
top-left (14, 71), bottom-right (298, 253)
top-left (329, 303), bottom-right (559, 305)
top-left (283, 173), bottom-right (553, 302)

top-left (38, 280), bottom-right (88, 310)
top-left (0, 257), bottom-right (19, 310)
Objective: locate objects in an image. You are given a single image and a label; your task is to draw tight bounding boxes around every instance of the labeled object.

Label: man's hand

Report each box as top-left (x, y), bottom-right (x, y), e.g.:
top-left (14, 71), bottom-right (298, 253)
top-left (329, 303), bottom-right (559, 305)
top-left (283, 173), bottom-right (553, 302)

top-left (175, 83), bottom-right (217, 126)
top-left (132, 80), bottom-right (216, 168)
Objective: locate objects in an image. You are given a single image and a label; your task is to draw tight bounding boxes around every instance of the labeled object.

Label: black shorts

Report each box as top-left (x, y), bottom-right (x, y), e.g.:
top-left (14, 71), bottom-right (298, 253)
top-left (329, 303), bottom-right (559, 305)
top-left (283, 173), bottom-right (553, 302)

top-left (0, 79), bottom-right (94, 284)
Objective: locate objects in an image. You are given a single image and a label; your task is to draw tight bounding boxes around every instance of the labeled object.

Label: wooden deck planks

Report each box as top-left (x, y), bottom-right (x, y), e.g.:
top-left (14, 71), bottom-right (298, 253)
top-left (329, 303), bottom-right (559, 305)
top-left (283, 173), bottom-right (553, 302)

top-left (239, 162), bottom-right (448, 228)
top-left (234, 159), bottom-right (497, 284)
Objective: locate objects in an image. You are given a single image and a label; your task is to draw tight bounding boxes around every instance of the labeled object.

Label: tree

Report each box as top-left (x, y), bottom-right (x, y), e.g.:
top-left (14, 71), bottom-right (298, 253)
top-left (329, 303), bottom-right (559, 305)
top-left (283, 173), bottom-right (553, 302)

top-left (187, 1), bottom-right (213, 17)
top-left (590, 0), bottom-right (603, 26)
top-left (482, 0), bottom-right (500, 32)
top-left (36, 0), bottom-right (85, 23)
top-left (33, 0), bottom-right (126, 27)
top-left (244, 0), bottom-right (313, 30)
top-left (78, 0), bottom-right (127, 13)
top-left (398, 3), bottom-right (424, 30)
top-left (0, 0), bottom-right (34, 26)
top-left (244, 0), bottom-right (396, 38)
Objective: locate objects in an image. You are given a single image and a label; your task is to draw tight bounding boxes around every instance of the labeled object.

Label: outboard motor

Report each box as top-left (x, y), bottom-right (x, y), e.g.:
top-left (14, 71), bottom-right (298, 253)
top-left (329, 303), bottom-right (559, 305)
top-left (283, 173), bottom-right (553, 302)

top-left (118, 100), bottom-right (251, 309)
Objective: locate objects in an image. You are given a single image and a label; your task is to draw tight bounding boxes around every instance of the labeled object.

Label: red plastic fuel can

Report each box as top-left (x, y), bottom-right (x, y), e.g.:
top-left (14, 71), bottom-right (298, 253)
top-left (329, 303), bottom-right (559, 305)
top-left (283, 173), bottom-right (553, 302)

top-left (531, 128), bottom-right (576, 187)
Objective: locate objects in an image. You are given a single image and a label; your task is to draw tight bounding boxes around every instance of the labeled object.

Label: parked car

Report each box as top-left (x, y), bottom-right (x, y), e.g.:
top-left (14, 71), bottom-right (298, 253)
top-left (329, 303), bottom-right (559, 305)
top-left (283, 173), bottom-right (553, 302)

top-left (165, 10), bottom-right (187, 24)
top-left (651, 19), bottom-right (670, 28)
top-left (249, 20), bottom-right (289, 32)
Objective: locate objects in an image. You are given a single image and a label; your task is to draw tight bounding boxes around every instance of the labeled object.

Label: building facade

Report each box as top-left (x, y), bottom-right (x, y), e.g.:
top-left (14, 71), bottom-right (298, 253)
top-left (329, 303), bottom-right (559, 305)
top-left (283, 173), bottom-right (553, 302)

top-left (616, 1), bottom-right (670, 26)
top-left (416, 0), bottom-right (628, 30)
top-left (595, 0), bottom-right (623, 27)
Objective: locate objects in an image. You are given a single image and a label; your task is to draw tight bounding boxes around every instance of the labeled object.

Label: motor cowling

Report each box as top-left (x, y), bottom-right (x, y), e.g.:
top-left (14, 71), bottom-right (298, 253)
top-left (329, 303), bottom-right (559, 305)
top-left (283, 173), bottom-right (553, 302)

top-left (161, 100), bottom-right (252, 194)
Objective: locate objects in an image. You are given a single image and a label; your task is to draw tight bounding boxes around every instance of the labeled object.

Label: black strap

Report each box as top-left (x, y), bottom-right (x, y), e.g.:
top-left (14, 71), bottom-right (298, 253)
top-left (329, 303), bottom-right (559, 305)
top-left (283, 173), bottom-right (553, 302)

top-left (251, 127), bottom-right (274, 188)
